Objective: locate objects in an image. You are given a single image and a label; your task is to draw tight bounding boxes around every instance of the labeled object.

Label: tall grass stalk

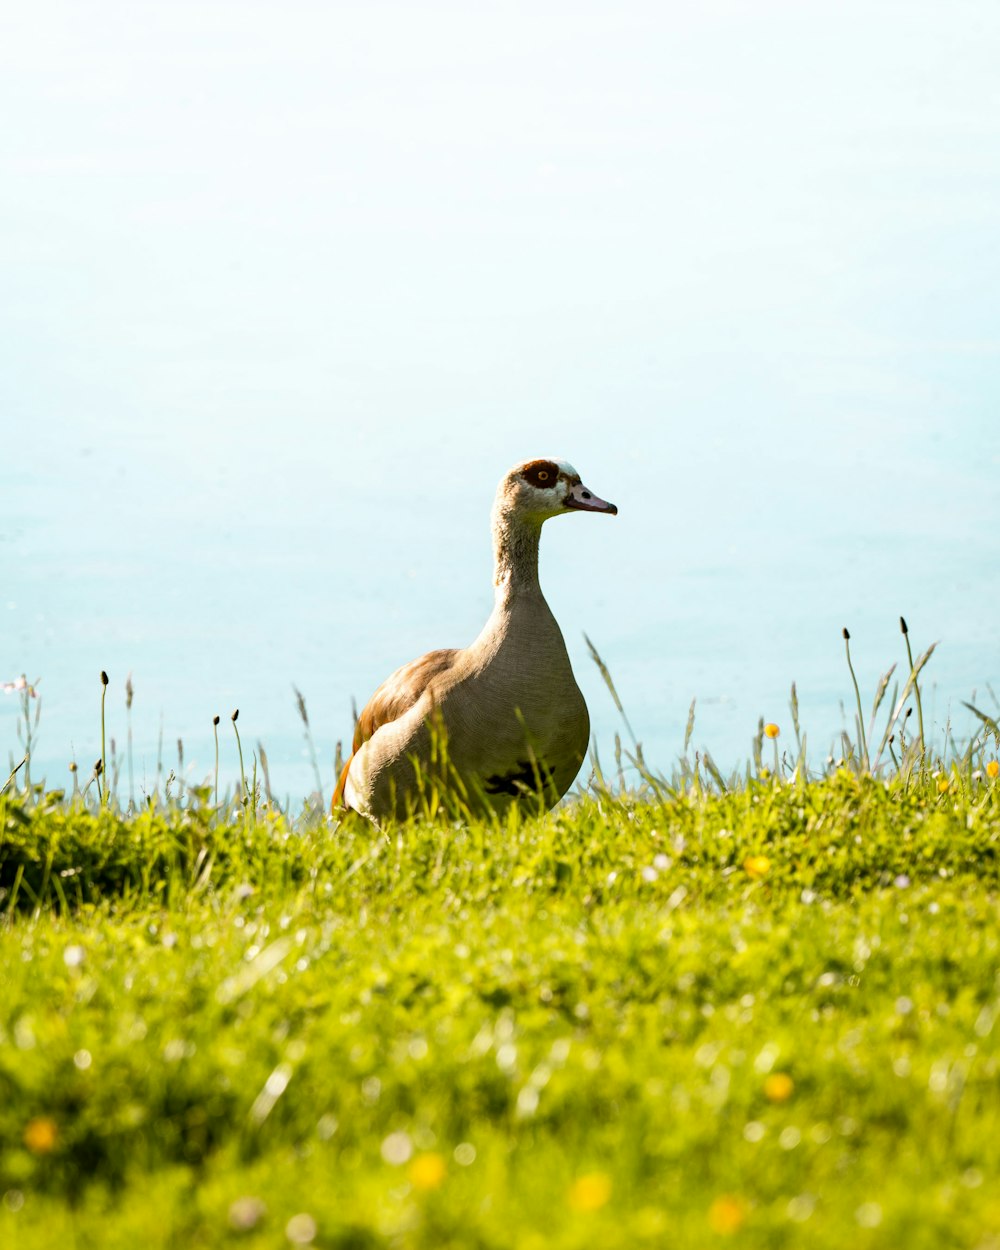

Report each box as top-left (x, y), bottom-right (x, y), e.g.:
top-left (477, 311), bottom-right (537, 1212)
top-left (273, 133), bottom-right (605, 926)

top-left (843, 628), bottom-right (869, 769)
top-left (584, 633), bottom-right (638, 747)
top-left (231, 709), bottom-right (248, 810)
top-left (752, 717), bottom-right (765, 774)
top-left (875, 645), bottom-right (937, 769)
top-left (789, 682), bottom-right (802, 753)
top-left (126, 673), bottom-right (135, 811)
top-left (11, 676), bottom-right (41, 798)
top-left (83, 758), bottom-right (103, 802)
top-left (100, 670), bottom-right (109, 806)
top-left (257, 742), bottom-right (274, 806)
top-left (176, 738), bottom-right (185, 806)
top-left (683, 698), bottom-right (696, 754)
top-left (1, 755), bottom-right (27, 797)
top-left (212, 715), bottom-right (220, 816)
top-left (294, 685), bottom-right (324, 808)
top-left (900, 616), bottom-right (926, 758)
top-left (866, 664), bottom-right (897, 765)
top-left (963, 700), bottom-right (1000, 748)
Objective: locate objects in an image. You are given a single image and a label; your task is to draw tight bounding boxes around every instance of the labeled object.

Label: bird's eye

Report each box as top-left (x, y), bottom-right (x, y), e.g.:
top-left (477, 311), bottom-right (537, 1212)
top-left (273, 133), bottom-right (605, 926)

top-left (538, 471), bottom-right (549, 482)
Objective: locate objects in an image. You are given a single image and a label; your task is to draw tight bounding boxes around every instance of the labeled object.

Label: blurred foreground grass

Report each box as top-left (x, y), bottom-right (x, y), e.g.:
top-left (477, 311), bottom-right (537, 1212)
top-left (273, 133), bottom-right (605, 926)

top-left (2, 769), bottom-right (1000, 1249)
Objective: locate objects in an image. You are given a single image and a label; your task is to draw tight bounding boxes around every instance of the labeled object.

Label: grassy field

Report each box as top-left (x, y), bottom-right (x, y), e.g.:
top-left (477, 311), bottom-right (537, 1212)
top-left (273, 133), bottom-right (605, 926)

top-left (2, 755), bottom-right (1000, 1249)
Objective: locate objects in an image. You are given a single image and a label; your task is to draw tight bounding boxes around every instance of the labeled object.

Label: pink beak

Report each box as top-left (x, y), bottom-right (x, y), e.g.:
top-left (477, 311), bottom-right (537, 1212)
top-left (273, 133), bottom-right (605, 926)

top-left (564, 481), bottom-right (617, 515)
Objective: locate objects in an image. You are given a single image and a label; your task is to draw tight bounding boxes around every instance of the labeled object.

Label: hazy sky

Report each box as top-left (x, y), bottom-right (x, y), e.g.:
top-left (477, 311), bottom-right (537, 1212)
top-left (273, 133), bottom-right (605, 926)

top-left (3, 1), bottom-right (999, 792)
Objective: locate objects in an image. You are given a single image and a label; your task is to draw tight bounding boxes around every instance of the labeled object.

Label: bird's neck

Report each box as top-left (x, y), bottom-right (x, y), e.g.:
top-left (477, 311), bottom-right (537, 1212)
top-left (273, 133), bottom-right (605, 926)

top-left (492, 509), bottom-right (543, 600)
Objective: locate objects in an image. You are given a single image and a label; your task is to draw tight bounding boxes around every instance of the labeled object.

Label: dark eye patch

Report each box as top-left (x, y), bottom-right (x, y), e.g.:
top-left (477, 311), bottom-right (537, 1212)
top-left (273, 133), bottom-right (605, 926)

top-left (520, 459), bottom-right (560, 488)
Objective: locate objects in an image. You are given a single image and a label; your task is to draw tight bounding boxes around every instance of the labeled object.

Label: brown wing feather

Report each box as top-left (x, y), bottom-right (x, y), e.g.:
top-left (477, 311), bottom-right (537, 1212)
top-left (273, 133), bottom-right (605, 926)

top-left (352, 648), bottom-right (460, 750)
top-left (332, 648), bottom-right (460, 812)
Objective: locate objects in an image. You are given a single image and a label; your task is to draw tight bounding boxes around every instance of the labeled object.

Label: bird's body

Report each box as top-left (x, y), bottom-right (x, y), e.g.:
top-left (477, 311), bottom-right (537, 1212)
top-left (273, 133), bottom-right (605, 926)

top-left (334, 458), bottom-right (616, 822)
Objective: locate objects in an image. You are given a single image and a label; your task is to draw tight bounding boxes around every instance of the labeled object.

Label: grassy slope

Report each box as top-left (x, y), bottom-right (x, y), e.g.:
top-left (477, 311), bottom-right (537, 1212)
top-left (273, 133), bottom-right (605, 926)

top-left (1, 775), bottom-right (999, 1249)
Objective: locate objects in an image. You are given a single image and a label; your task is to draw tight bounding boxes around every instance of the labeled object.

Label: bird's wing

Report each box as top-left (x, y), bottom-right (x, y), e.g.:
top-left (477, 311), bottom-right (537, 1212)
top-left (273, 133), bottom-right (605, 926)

top-left (333, 648), bottom-right (461, 811)
top-left (351, 648), bottom-right (461, 750)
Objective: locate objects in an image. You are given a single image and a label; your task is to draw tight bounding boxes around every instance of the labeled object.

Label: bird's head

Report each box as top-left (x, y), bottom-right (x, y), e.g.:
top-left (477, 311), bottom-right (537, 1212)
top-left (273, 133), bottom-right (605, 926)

top-left (496, 458), bottom-right (618, 525)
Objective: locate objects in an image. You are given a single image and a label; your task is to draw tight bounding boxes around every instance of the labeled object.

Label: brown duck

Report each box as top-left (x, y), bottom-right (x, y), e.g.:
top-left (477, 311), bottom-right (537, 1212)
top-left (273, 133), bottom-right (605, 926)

top-left (333, 458), bottom-right (617, 821)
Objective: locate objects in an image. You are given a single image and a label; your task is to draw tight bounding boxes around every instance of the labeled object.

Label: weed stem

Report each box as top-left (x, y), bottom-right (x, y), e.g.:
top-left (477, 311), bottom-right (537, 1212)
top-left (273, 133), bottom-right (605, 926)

top-left (1, 754), bottom-right (27, 797)
top-left (213, 716), bottom-right (220, 816)
top-left (843, 629), bottom-right (869, 770)
top-left (231, 710), bottom-right (248, 811)
top-left (126, 673), bottom-right (135, 811)
top-left (100, 670), bottom-right (109, 807)
top-left (900, 617), bottom-right (926, 760)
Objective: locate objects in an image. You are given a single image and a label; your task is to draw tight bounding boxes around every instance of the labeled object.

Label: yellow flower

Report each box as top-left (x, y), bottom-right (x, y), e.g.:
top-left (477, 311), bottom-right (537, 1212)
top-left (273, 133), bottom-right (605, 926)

top-left (567, 1172), bottom-right (612, 1213)
top-left (937, 778), bottom-right (950, 794)
top-left (408, 1152), bottom-right (447, 1191)
top-left (708, 1195), bottom-right (747, 1235)
top-left (759, 767), bottom-right (770, 779)
top-left (987, 760), bottom-right (999, 780)
top-left (763, 1072), bottom-right (794, 1102)
top-left (764, 723), bottom-right (780, 739)
top-left (743, 856), bottom-right (771, 879)
top-left (23, 1117), bottom-right (58, 1154)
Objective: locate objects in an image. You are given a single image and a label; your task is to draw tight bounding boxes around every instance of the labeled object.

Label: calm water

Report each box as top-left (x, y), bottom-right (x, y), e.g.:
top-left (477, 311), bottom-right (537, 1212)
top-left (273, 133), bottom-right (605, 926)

top-left (3, 2), bottom-right (999, 799)
top-left (5, 418), bottom-right (997, 801)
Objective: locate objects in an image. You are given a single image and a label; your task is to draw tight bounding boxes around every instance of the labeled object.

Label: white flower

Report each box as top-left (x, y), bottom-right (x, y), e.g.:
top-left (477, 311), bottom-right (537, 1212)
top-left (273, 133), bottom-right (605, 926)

top-left (2, 675), bottom-right (38, 697)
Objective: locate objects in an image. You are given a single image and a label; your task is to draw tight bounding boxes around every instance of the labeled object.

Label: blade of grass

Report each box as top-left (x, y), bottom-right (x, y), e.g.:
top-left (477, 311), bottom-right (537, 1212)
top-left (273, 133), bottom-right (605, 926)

top-left (232, 710), bottom-right (248, 807)
top-left (752, 718), bottom-right (765, 773)
top-left (293, 685), bottom-right (325, 809)
top-left (900, 616), bottom-right (926, 757)
top-left (866, 663), bottom-right (897, 756)
top-left (963, 701), bottom-right (1000, 747)
top-left (843, 629), bottom-right (869, 770)
top-left (702, 749), bottom-right (727, 793)
top-left (683, 699), bottom-right (696, 754)
top-left (873, 642), bottom-right (938, 767)
top-left (1, 755), bottom-right (27, 797)
top-left (789, 682), bottom-right (802, 753)
top-left (212, 715), bottom-right (220, 818)
top-left (584, 634), bottom-right (637, 746)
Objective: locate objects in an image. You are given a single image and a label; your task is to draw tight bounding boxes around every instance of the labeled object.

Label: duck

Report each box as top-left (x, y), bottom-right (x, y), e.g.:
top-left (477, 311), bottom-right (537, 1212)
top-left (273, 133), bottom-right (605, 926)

top-left (333, 458), bottom-right (617, 822)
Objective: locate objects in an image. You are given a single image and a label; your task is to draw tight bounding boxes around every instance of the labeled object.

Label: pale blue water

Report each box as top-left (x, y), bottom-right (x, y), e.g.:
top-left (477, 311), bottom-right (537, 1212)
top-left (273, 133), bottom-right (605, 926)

top-left (3, 2), bottom-right (999, 801)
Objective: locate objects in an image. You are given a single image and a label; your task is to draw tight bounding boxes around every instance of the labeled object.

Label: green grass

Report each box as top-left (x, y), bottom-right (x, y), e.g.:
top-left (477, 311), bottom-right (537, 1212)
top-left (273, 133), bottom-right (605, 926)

top-left (2, 767), bottom-right (1000, 1249)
